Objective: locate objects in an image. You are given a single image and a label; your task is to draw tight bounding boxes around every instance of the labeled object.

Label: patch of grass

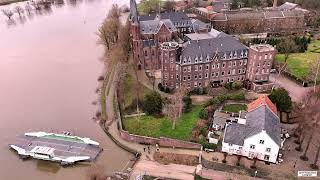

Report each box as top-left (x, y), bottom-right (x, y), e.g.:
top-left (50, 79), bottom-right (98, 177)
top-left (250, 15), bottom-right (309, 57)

top-left (222, 104), bottom-right (247, 113)
top-left (275, 40), bottom-right (320, 80)
top-left (123, 105), bottom-right (202, 141)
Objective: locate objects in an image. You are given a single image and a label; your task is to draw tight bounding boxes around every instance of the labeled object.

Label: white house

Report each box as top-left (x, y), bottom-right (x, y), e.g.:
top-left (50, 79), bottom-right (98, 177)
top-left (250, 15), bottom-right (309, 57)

top-left (222, 96), bottom-right (281, 163)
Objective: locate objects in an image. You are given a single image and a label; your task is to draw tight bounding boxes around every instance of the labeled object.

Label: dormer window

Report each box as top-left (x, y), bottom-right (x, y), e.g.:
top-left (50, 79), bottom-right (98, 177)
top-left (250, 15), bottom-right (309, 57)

top-left (223, 53), bottom-right (227, 59)
top-left (206, 55), bottom-right (210, 62)
top-left (229, 52), bottom-right (233, 59)
top-left (244, 50), bottom-right (248, 57)
top-left (195, 56), bottom-right (198, 63)
top-left (234, 51), bottom-right (237, 58)
top-left (200, 56), bottom-right (203, 62)
top-left (188, 56), bottom-right (191, 63)
top-left (183, 57), bottom-right (187, 64)
top-left (240, 50), bottom-right (244, 58)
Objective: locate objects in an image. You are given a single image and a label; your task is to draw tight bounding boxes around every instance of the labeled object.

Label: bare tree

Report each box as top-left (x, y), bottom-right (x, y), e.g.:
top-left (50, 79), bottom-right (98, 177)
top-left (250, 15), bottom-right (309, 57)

top-left (250, 157), bottom-right (258, 169)
top-left (310, 142), bottom-right (320, 170)
top-left (14, 6), bottom-right (24, 18)
top-left (2, 9), bottom-right (14, 20)
top-left (300, 133), bottom-right (313, 161)
top-left (222, 152), bottom-right (227, 163)
top-left (97, 20), bottom-right (112, 50)
top-left (295, 132), bottom-right (305, 152)
top-left (108, 4), bottom-right (120, 19)
top-left (25, 4), bottom-right (32, 15)
top-left (236, 155), bottom-right (241, 166)
top-left (167, 85), bottom-right (187, 129)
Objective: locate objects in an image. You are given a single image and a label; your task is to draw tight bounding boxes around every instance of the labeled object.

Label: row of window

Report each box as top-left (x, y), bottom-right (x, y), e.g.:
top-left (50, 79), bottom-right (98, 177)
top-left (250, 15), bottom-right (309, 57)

top-left (228, 144), bottom-right (271, 152)
top-left (182, 61), bottom-right (247, 73)
top-left (253, 53), bottom-right (273, 60)
top-left (181, 52), bottom-right (248, 64)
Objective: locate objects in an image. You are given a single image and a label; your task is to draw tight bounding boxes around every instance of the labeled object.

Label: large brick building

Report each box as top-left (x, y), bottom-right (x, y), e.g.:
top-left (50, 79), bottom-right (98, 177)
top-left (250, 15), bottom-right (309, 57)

top-left (130, 0), bottom-right (210, 70)
top-left (130, 0), bottom-right (276, 92)
top-left (193, 2), bottom-right (307, 35)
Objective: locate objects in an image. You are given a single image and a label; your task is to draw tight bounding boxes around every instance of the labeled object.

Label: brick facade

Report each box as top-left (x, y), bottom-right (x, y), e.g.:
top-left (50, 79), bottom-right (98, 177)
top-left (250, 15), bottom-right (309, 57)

top-left (130, 0), bottom-right (276, 92)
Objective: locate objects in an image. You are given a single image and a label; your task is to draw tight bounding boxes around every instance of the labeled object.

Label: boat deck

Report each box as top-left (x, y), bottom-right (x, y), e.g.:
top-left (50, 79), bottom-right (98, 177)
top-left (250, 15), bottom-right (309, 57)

top-left (11, 135), bottom-right (102, 161)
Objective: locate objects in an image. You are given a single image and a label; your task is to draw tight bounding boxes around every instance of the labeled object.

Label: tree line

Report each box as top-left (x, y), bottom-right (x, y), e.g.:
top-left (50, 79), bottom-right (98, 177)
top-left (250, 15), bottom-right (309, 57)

top-left (2, 1), bottom-right (52, 20)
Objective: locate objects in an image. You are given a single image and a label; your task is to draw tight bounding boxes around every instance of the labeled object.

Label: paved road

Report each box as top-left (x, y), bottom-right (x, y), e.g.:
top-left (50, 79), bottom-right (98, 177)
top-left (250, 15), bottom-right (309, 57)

top-left (270, 74), bottom-right (313, 102)
top-left (130, 160), bottom-right (196, 180)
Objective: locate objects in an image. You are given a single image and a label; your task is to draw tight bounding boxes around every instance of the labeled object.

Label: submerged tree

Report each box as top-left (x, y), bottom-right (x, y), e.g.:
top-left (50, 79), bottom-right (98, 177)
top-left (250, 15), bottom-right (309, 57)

top-left (25, 4), bottom-right (32, 15)
top-left (2, 9), bottom-right (14, 20)
top-left (14, 6), bottom-right (24, 18)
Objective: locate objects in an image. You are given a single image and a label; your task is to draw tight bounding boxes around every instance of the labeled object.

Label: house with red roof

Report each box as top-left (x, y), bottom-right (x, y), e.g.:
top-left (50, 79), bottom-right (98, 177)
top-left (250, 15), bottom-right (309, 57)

top-left (222, 96), bottom-right (281, 163)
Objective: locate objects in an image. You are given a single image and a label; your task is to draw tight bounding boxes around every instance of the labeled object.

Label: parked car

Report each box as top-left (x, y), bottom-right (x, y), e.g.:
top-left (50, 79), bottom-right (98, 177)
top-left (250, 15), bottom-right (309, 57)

top-left (270, 69), bottom-right (277, 73)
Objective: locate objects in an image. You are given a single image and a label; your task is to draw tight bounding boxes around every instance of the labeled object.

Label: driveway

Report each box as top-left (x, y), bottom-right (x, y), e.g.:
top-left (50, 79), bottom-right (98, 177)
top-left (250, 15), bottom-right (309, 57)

top-left (269, 74), bottom-right (313, 102)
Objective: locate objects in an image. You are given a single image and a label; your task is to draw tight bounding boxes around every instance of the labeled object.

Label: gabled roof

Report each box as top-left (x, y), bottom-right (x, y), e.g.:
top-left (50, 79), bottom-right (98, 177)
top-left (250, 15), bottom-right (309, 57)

top-left (140, 11), bottom-right (192, 27)
top-left (140, 19), bottom-right (177, 34)
top-left (247, 96), bottom-right (277, 114)
top-left (179, 35), bottom-right (248, 64)
top-left (224, 123), bottom-right (259, 146)
top-left (191, 19), bottom-right (210, 32)
top-left (224, 105), bottom-right (281, 146)
top-left (246, 105), bottom-right (281, 146)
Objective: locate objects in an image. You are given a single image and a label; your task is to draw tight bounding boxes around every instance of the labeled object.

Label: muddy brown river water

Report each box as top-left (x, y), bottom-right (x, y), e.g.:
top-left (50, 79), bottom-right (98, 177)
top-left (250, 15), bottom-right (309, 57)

top-left (0, 0), bottom-right (134, 179)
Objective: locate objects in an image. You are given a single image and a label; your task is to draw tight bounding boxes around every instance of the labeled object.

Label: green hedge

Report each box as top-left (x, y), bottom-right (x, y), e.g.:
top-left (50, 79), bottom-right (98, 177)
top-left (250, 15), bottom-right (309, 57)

top-left (205, 91), bottom-right (245, 107)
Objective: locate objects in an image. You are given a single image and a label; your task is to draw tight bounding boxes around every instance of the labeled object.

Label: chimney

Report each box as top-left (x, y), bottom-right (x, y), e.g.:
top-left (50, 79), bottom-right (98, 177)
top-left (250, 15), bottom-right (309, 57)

top-left (273, 0), bottom-right (278, 8)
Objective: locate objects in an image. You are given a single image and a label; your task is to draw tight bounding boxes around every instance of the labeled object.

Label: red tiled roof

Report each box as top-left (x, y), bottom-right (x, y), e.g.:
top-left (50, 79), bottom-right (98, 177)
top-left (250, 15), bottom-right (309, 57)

top-left (247, 96), bottom-right (277, 114)
top-left (206, 6), bottom-right (214, 11)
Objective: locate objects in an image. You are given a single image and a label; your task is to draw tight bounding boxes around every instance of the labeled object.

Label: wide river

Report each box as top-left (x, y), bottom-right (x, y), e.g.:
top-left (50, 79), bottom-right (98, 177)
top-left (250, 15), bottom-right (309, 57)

top-left (0, 0), bottom-right (135, 179)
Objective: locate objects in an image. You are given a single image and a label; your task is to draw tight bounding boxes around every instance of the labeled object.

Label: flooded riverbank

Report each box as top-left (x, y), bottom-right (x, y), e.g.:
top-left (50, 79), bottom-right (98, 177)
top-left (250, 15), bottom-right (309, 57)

top-left (0, 0), bottom-right (134, 179)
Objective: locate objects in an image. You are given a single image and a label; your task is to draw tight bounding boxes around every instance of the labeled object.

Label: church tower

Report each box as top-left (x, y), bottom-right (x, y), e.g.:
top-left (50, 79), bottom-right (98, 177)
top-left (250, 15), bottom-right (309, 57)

top-left (130, 0), bottom-right (143, 68)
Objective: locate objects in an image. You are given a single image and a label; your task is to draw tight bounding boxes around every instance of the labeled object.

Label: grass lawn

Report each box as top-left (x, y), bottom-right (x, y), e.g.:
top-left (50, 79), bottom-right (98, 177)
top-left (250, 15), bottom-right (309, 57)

top-left (123, 105), bottom-right (202, 141)
top-left (275, 40), bottom-right (320, 80)
top-left (222, 104), bottom-right (247, 113)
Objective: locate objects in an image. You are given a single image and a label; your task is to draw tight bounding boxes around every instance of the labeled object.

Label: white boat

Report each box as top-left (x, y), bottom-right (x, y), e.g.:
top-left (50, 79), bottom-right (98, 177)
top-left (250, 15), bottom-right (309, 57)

top-left (10, 131), bottom-right (102, 166)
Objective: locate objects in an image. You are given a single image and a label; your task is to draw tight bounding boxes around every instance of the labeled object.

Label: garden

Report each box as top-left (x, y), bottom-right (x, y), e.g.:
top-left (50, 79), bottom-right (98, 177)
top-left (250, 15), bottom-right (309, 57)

top-left (222, 104), bottom-right (247, 113)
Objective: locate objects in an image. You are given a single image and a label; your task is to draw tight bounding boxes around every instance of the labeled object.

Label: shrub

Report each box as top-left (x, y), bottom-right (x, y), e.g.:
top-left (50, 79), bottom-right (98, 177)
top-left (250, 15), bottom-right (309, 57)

top-left (188, 87), bottom-right (208, 95)
top-left (232, 81), bottom-right (243, 90)
top-left (143, 91), bottom-right (163, 115)
top-left (158, 83), bottom-right (164, 91)
top-left (199, 108), bottom-right (208, 119)
top-left (224, 82), bottom-right (233, 90)
top-left (200, 127), bottom-right (208, 137)
top-left (205, 91), bottom-right (245, 107)
top-left (200, 140), bottom-right (217, 150)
